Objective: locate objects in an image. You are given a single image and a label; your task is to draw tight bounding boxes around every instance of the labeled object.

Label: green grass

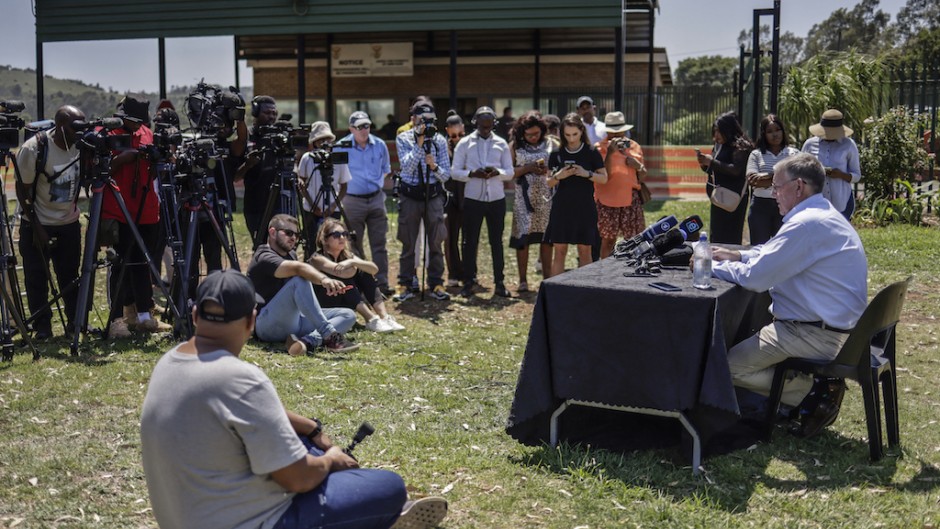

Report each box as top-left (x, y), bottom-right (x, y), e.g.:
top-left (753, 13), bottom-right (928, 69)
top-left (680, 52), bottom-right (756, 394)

top-left (1, 200), bottom-right (938, 528)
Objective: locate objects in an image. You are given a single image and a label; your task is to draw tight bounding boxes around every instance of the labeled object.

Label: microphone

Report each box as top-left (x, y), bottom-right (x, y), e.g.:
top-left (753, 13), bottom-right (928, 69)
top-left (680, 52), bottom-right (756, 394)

top-left (1, 100), bottom-right (26, 113)
top-left (650, 229), bottom-right (687, 256)
top-left (678, 215), bottom-right (704, 241)
top-left (620, 215), bottom-right (678, 252)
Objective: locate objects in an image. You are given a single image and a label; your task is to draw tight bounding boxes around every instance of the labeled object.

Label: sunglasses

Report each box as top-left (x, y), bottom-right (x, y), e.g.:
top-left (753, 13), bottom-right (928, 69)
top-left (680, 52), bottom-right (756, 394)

top-left (278, 228), bottom-right (300, 238)
top-left (327, 230), bottom-right (348, 239)
top-left (354, 124), bottom-right (371, 130)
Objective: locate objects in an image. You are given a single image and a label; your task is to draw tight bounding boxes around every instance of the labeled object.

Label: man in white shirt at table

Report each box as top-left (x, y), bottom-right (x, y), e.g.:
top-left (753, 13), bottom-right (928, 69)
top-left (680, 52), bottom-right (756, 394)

top-left (710, 152), bottom-right (868, 439)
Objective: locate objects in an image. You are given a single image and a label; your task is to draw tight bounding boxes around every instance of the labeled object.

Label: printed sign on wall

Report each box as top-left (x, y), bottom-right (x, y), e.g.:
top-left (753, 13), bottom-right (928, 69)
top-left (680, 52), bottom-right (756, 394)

top-left (331, 43), bottom-right (413, 77)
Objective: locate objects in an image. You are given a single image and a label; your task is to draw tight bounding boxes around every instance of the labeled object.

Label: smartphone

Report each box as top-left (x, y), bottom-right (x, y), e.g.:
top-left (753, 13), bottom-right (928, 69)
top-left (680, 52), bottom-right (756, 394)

top-left (564, 161), bottom-right (577, 167)
top-left (648, 281), bottom-right (682, 292)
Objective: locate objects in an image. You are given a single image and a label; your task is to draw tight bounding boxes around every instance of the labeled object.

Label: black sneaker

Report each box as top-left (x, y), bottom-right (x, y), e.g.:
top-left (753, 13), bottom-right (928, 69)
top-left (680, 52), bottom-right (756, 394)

top-left (493, 283), bottom-right (511, 298)
top-left (322, 332), bottom-right (360, 354)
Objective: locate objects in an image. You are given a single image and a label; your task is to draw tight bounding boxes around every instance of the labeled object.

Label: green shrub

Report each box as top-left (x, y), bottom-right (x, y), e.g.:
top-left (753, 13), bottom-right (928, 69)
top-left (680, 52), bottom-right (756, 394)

top-left (859, 105), bottom-right (931, 199)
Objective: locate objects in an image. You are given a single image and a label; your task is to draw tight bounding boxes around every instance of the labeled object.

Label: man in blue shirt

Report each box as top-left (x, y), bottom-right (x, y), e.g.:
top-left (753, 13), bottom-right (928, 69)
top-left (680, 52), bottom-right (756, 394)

top-left (337, 111), bottom-right (393, 294)
top-left (711, 152), bottom-right (868, 439)
top-left (394, 101), bottom-right (451, 301)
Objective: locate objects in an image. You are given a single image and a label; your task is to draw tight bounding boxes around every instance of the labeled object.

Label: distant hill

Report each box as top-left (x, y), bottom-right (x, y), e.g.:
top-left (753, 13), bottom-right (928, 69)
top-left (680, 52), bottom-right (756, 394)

top-left (0, 64), bottom-right (252, 123)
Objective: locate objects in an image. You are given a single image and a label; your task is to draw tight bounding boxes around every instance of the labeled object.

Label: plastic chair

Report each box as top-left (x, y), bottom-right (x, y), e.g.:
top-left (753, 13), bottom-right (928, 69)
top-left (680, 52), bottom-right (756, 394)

top-left (764, 278), bottom-right (910, 460)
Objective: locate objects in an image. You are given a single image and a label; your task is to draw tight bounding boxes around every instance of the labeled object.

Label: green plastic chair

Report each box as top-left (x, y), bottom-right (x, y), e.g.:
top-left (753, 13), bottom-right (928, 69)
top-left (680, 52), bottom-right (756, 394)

top-left (764, 278), bottom-right (910, 460)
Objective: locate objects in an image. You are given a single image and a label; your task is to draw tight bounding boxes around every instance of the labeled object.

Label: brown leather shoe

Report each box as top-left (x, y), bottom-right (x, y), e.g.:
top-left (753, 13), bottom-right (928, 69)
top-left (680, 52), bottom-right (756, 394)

top-left (799, 381), bottom-right (846, 438)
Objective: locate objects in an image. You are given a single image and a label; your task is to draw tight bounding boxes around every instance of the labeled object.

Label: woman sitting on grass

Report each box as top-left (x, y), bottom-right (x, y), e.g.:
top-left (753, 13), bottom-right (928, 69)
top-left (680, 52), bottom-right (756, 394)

top-left (308, 218), bottom-right (404, 333)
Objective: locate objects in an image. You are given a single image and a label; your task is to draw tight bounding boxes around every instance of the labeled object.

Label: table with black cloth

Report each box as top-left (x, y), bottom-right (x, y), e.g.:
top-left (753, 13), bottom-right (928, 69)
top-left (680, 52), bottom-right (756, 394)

top-left (506, 256), bottom-right (770, 470)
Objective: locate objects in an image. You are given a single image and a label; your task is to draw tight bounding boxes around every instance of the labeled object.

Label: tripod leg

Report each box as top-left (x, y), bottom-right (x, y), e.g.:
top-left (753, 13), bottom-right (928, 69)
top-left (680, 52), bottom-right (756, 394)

top-left (202, 200), bottom-right (240, 272)
top-left (173, 209), bottom-right (199, 338)
top-left (255, 180), bottom-right (281, 249)
top-left (72, 185), bottom-right (105, 356)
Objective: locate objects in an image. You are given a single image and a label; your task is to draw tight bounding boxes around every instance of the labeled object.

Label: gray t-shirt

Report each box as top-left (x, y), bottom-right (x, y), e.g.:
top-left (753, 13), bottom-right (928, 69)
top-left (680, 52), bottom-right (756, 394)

top-left (140, 346), bottom-right (308, 529)
top-left (14, 130), bottom-right (81, 226)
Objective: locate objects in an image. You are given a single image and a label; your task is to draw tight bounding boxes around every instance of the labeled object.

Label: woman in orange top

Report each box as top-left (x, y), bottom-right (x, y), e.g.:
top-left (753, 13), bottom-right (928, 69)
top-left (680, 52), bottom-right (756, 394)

top-left (594, 111), bottom-right (647, 258)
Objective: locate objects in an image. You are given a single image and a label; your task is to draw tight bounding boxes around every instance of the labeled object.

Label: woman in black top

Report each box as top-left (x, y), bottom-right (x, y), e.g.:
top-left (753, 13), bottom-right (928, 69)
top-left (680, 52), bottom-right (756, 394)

top-left (698, 112), bottom-right (754, 244)
top-left (543, 113), bottom-right (607, 277)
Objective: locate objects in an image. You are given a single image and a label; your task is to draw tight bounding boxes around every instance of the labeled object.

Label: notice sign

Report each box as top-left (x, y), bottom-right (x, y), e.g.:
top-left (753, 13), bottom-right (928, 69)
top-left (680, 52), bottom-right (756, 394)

top-left (331, 43), bottom-right (413, 77)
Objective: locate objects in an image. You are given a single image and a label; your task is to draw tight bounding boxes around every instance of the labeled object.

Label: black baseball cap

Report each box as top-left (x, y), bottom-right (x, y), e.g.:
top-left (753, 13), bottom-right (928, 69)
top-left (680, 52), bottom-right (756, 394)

top-left (196, 269), bottom-right (259, 323)
top-left (411, 102), bottom-right (435, 116)
top-left (116, 96), bottom-right (151, 124)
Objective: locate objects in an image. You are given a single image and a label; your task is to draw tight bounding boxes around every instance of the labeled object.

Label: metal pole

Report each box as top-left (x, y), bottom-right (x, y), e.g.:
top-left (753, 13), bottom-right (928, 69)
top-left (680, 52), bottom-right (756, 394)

top-left (449, 31), bottom-right (458, 112)
top-left (751, 9), bottom-right (761, 139)
top-left (646, 6), bottom-right (655, 145)
top-left (36, 39), bottom-right (44, 120)
top-left (234, 36), bottom-right (240, 92)
top-left (158, 37), bottom-right (167, 100)
top-left (615, 22), bottom-right (624, 113)
top-left (326, 33), bottom-right (334, 128)
top-left (769, 0), bottom-right (781, 113)
top-left (297, 34), bottom-right (306, 124)
top-left (533, 29), bottom-right (541, 109)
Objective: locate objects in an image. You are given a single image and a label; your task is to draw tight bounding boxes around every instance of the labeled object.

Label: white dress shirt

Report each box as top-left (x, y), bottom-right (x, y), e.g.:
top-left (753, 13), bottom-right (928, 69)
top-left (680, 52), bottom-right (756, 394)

top-left (713, 193), bottom-right (868, 329)
top-left (450, 130), bottom-right (514, 202)
top-left (583, 118), bottom-right (607, 145)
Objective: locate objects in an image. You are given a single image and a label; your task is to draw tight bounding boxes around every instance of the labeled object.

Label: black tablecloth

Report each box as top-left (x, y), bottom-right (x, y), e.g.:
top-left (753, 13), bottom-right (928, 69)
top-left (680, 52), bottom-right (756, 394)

top-left (506, 257), bottom-right (770, 450)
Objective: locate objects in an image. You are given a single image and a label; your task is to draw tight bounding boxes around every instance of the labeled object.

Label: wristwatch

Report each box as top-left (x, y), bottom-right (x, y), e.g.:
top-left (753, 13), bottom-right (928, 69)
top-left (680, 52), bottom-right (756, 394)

top-left (307, 417), bottom-right (323, 441)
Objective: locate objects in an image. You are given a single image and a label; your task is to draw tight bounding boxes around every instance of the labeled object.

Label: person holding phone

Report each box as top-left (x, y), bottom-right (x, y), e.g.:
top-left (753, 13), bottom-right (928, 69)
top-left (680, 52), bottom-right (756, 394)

top-left (747, 114), bottom-right (799, 244)
top-left (543, 113), bottom-right (607, 277)
top-left (595, 111), bottom-right (647, 259)
top-left (697, 112), bottom-right (754, 244)
top-left (801, 109), bottom-right (861, 220)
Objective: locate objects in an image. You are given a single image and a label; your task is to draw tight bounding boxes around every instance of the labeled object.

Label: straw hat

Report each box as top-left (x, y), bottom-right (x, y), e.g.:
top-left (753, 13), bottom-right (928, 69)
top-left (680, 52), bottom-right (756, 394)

top-left (809, 109), bottom-right (853, 140)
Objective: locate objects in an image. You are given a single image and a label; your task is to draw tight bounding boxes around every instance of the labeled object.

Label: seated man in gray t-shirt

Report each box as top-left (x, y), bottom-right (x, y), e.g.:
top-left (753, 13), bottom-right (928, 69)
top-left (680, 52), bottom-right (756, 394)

top-left (140, 269), bottom-right (446, 529)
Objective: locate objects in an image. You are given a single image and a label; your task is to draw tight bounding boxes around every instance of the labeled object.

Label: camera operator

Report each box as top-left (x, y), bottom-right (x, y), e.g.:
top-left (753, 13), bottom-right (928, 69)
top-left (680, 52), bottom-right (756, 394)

top-left (13, 105), bottom-right (85, 339)
top-left (235, 95), bottom-right (280, 242)
top-left (106, 96), bottom-right (172, 336)
top-left (336, 111), bottom-right (392, 295)
top-left (297, 122), bottom-right (350, 256)
top-left (393, 101), bottom-right (451, 302)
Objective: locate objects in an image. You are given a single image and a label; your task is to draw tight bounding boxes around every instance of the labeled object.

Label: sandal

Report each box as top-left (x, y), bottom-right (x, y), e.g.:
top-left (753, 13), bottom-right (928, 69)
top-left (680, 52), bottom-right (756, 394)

top-left (518, 281), bottom-right (529, 293)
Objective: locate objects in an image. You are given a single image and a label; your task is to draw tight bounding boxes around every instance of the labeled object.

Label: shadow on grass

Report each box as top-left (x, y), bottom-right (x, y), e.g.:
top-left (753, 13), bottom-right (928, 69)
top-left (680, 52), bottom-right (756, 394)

top-left (394, 298), bottom-right (457, 325)
top-left (511, 421), bottom-right (936, 513)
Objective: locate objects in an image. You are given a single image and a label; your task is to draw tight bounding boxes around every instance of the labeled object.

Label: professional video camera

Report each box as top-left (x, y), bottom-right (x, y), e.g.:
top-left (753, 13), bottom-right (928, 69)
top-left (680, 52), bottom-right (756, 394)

top-left (175, 138), bottom-right (220, 182)
top-left (185, 81), bottom-right (246, 134)
top-left (139, 122), bottom-right (184, 163)
top-left (0, 100), bottom-right (26, 151)
top-left (73, 117), bottom-right (129, 156)
top-left (255, 120), bottom-right (309, 157)
top-left (307, 140), bottom-right (350, 173)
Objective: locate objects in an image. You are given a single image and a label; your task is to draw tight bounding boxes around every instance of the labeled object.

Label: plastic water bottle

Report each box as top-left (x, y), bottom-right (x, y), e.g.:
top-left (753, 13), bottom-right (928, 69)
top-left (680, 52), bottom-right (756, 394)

top-left (692, 232), bottom-right (713, 289)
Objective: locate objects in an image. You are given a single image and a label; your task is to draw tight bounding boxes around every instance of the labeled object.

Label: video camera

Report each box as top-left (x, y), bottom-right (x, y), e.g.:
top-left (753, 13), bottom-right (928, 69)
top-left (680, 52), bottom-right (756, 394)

top-left (255, 120), bottom-right (309, 157)
top-left (175, 138), bottom-right (219, 179)
top-left (73, 117), bottom-right (130, 155)
top-left (0, 100), bottom-right (26, 150)
top-left (417, 115), bottom-right (438, 137)
top-left (185, 81), bottom-right (246, 134)
top-left (139, 122), bottom-right (184, 163)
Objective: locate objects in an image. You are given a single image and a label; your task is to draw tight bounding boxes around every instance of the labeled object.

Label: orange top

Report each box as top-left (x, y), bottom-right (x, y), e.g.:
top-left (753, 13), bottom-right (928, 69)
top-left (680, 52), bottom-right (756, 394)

top-left (595, 139), bottom-right (644, 207)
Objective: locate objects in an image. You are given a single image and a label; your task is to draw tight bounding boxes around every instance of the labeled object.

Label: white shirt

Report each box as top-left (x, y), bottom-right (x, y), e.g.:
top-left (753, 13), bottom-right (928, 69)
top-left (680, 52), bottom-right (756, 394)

top-left (450, 130), bottom-right (514, 202)
top-left (746, 146), bottom-right (800, 199)
top-left (713, 193), bottom-right (868, 329)
top-left (583, 118), bottom-right (607, 145)
top-left (296, 151), bottom-right (352, 212)
top-left (801, 136), bottom-right (861, 211)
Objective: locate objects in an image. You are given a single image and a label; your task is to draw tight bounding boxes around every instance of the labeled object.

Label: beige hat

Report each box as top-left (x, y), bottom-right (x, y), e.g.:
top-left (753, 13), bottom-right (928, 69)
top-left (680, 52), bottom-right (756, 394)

top-left (603, 111), bottom-right (634, 133)
top-left (308, 121), bottom-right (336, 144)
top-left (809, 109), bottom-right (853, 140)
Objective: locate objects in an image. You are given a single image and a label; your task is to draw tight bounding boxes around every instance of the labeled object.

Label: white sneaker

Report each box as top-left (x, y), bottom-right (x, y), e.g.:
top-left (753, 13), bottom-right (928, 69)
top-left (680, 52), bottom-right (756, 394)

top-left (383, 314), bottom-right (405, 331)
top-left (446, 279), bottom-right (460, 287)
top-left (366, 317), bottom-right (394, 333)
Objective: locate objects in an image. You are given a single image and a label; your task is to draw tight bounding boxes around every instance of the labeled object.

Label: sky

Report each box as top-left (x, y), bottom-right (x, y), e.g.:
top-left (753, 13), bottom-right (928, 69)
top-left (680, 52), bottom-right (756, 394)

top-left (0, 0), bottom-right (910, 94)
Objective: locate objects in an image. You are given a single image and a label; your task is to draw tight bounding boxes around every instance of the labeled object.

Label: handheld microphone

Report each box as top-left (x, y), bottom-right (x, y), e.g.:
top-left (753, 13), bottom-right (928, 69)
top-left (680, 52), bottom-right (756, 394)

top-left (678, 215), bottom-right (704, 241)
top-left (0, 100), bottom-right (26, 113)
top-left (650, 229), bottom-right (687, 256)
top-left (620, 215), bottom-right (678, 252)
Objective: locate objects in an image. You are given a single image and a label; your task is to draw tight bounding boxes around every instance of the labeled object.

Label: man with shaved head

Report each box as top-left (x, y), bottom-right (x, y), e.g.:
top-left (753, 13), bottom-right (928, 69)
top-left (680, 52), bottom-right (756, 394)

top-left (15, 104), bottom-right (85, 339)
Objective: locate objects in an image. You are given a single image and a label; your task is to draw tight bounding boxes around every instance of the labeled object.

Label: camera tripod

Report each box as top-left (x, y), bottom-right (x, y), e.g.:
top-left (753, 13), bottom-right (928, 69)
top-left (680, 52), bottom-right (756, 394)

top-left (159, 162), bottom-right (241, 338)
top-left (71, 150), bottom-right (182, 355)
top-left (299, 159), bottom-right (356, 252)
top-left (254, 154), bottom-right (299, 249)
top-left (0, 150), bottom-right (38, 361)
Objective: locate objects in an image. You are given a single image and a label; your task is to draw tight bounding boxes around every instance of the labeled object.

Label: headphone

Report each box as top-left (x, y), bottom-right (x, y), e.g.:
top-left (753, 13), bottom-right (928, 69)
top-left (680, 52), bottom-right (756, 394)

top-left (250, 96), bottom-right (262, 118)
top-left (471, 106), bottom-right (496, 126)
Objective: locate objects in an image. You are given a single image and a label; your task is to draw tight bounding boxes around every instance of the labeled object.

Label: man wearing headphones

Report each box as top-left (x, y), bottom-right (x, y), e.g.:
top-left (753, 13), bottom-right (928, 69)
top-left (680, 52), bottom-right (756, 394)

top-left (450, 106), bottom-right (514, 298)
top-left (236, 95), bottom-right (280, 246)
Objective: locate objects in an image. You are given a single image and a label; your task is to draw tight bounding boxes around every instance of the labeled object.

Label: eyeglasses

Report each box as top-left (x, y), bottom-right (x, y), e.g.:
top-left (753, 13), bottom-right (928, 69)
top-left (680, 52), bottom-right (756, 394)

top-left (771, 178), bottom-right (801, 191)
top-left (327, 230), bottom-right (348, 239)
top-left (354, 124), bottom-right (371, 131)
top-left (278, 228), bottom-right (300, 238)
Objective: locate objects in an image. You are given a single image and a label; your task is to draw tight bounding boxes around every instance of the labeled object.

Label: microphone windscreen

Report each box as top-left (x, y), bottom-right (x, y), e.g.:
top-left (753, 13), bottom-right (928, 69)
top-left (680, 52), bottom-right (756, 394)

top-left (652, 229), bottom-right (687, 256)
top-left (100, 117), bottom-right (124, 130)
top-left (678, 215), bottom-right (704, 241)
top-left (641, 215), bottom-right (678, 242)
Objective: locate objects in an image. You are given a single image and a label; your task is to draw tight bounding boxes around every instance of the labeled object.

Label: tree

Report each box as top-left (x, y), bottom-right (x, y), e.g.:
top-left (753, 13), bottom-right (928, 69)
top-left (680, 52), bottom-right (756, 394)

top-left (673, 55), bottom-right (737, 88)
top-left (803, 0), bottom-right (892, 59)
top-left (892, 0), bottom-right (940, 45)
top-left (736, 25), bottom-right (804, 72)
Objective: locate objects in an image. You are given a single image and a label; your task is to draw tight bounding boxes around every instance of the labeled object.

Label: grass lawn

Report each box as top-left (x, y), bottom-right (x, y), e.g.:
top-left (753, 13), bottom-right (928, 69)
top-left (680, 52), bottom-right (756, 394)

top-left (1, 199), bottom-right (938, 528)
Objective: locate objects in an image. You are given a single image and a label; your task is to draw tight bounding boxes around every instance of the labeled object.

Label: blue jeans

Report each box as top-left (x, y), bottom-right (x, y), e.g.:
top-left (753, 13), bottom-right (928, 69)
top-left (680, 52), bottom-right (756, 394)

top-left (255, 276), bottom-right (357, 347)
top-left (274, 438), bottom-right (407, 529)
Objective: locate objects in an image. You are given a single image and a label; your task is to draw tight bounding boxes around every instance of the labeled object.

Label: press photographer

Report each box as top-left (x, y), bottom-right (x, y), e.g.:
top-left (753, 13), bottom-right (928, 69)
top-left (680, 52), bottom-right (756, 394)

top-left (13, 105), bottom-right (85, 339)
top-left (296, 122), bottom-right (351, 257)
